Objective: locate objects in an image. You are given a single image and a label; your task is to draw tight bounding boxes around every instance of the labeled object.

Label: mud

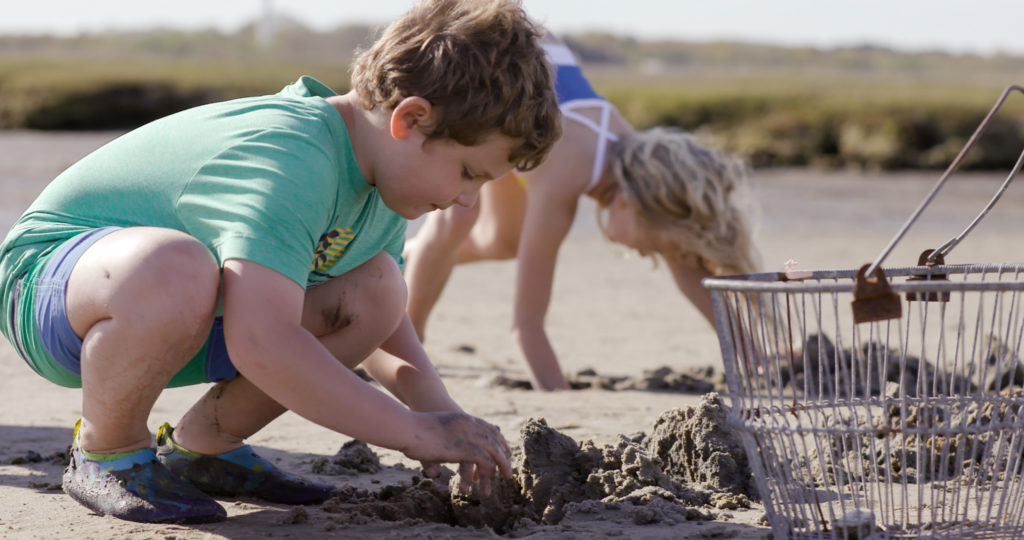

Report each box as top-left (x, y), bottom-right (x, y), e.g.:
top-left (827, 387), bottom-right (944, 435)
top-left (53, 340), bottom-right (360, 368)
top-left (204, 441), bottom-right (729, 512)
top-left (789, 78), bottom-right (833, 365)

top-left (780, 386), bottom-right (1024, 488)
top-left (279, 506), bottom-right (310, 525)
top-left (643, 393), bottom-right (752, 495)
top-left (311, 439), bottom-right (381, 475)
top-left (791, 334), bottom-right (942, 398)
top-left (7, 449), bottom-right (68, 465)
top-left (320, 477), bottom-right (457, 528)
top-left (450, 418), bottom-right (717, 531)
top-left (313, 395), bottom-right (751, 535)
top-left (772, 333), bottom-right (1024, 488)
top-left (487, 365), bottom-right (727, 393)
top-left (792, 333), bottom-right (1024, 399)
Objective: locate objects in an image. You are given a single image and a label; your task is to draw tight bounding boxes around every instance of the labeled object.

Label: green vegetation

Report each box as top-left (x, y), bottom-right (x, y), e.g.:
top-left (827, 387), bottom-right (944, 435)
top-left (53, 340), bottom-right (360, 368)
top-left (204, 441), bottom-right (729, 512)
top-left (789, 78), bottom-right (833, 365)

top-left (0, 56), bottom-right (349, 129)
top-left (594, 72), bottom-right (1024, 170)
top-left (2, 25), bottom-right (1023, 170)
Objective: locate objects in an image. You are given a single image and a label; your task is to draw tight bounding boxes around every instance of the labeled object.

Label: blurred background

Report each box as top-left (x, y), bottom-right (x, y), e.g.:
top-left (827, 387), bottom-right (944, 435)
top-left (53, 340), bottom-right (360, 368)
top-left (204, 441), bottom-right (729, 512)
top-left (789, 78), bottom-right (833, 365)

top-left (2, 0), bottom-right (1024, 171)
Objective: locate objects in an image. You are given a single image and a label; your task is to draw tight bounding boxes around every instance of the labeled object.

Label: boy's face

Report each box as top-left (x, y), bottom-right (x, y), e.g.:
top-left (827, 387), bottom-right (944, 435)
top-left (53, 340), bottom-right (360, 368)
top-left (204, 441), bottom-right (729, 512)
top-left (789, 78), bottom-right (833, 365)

top-left (377, 130), bottom-right (517, 219)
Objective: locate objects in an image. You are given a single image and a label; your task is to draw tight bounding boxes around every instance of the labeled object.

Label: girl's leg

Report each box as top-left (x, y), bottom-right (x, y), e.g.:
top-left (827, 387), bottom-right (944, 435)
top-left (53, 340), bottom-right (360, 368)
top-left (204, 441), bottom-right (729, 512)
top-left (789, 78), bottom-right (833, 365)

top-left (405, 172), bottom-right (526, 340)
top-left (403, 193), bottom-right (481, 340)
top-left (171, 251), bottom-right (407, 454)
top-left (66, 227), bottom-right (220, 454)
top-left (457, 171), bottom-right (526, 262)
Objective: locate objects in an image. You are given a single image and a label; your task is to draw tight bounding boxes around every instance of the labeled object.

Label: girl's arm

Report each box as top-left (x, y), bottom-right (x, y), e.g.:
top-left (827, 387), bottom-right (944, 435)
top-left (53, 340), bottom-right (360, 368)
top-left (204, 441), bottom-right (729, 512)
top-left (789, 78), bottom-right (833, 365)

top-left (512, 182), bottom-right (577, 393)
top-left (511, 134), bottom-right (592, 391)
top-left (513, 180), bottom-right (578, 391)
top-left (663, 256), bottom-right (716, 326)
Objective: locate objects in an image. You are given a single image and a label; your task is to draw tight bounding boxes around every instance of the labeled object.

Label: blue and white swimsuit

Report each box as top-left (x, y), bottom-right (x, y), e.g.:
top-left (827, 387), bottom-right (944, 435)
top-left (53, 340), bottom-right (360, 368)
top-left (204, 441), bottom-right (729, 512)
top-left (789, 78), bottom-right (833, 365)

top-left (543, 43), bottom-right (620, 190)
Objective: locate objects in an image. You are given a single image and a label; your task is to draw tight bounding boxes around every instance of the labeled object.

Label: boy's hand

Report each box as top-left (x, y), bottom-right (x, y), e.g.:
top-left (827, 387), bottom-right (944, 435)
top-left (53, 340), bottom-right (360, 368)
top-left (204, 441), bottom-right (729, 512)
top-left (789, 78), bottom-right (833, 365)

top-left (403, 411), bottom-right (512, 497)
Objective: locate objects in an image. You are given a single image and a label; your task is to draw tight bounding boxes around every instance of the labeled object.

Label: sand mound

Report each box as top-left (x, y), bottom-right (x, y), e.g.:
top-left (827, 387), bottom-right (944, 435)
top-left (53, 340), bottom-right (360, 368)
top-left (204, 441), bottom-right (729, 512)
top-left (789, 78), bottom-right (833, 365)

top-left (315, 393), bottom-right (751, 534)
top-left (450, 417), bottom-right (717, 531)
top-left (320, 478), bottom-right (454, 527)
top-left (643, 393), bottom-right (752, 495)
top-left (311, 439), bottom-right (381, 475)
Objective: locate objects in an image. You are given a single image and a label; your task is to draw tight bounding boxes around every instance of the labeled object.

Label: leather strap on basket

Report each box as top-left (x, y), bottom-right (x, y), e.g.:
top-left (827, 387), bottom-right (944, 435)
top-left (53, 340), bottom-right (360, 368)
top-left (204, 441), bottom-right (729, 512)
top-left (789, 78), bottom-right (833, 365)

top-left (852, 264), bottom-right (901, 323)
top-left (906, 249), bottom-right (950, 302)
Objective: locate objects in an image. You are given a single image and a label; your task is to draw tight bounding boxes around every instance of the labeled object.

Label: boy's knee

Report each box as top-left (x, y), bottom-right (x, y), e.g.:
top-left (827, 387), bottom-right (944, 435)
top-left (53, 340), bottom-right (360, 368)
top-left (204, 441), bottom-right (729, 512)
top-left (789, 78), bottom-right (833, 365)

top-left (70, 228), bottom-right (220, 336)
top-left (125, 232), bottom-right (220, 324)
top-left (358, 252), bottom-right (406, 325)
top-left (305, 252), bottom-right (406, 338)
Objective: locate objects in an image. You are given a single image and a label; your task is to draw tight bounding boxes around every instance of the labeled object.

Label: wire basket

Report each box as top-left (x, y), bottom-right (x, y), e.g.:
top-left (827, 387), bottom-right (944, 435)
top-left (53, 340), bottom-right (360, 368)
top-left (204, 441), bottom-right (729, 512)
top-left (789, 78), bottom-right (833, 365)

top-left (704, 85), bottom-right (1024, 539)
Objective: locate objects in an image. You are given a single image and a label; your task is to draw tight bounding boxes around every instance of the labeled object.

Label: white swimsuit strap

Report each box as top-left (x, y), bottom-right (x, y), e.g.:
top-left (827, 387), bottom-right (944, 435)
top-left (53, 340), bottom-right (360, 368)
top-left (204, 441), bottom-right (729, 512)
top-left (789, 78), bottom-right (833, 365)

top-left (561, 100), bottom-right (620, 189)
top-left (560, 99), bottom-right (610, 133)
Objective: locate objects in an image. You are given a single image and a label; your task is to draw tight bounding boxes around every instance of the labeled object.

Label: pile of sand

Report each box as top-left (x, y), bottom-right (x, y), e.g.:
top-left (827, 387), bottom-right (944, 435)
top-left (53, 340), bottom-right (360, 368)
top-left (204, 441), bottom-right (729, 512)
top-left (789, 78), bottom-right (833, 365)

top-left (311, 438), bottom-right (382, 475)
top-left (308, 393), bottom-right (752, 535)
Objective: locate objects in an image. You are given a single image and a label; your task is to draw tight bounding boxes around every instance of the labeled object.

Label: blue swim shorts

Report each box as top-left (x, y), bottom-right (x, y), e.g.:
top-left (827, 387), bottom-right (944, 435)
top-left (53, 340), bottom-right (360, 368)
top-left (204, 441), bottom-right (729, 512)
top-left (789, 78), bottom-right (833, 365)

top-left (6, 226), bottom-right (237, 388)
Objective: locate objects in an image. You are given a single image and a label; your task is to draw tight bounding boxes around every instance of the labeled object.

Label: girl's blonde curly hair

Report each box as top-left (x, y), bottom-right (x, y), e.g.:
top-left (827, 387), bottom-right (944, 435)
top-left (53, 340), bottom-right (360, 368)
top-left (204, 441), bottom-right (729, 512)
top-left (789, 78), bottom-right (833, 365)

top-left (606, 127), bottom-right (761, 276)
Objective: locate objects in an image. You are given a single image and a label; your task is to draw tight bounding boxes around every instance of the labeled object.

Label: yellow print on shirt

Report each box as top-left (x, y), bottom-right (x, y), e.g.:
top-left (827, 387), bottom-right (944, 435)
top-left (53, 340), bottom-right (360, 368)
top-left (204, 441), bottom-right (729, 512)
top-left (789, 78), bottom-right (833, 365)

top-left (311, 226), bottom-right (355, 276)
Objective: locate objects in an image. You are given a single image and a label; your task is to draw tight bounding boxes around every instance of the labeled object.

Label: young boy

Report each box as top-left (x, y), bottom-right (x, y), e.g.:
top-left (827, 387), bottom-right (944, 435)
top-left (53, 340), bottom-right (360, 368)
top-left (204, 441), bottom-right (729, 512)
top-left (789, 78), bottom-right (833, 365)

top-left (0, 0), bottom-right (560, 524)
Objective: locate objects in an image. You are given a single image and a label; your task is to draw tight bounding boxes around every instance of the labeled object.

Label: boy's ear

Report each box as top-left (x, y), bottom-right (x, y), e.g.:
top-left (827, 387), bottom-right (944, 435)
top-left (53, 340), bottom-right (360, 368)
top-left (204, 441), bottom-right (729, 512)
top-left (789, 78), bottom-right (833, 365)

top-left (390, 97), bottom-right (434, 140)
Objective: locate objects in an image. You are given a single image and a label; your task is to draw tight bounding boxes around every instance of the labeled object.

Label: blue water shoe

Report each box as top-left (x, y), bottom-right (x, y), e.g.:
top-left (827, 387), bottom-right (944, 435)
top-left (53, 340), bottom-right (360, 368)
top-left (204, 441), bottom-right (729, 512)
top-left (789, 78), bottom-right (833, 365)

top-left (62, 420), bottom-right (226, 523)
top-left (156, 423), bottom-right (336, 505)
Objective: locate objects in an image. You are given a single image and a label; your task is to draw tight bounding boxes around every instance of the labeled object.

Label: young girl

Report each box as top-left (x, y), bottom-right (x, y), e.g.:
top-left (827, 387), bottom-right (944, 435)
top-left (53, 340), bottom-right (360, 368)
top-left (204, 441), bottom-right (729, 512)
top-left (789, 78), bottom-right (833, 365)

top-left (403, 33), bottom-right (761, 391)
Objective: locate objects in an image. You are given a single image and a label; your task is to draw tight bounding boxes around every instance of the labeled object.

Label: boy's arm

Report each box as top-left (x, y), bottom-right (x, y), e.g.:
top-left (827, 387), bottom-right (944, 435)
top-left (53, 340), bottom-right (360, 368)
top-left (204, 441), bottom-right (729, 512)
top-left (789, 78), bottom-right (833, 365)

top-left (663, 256), bottom-right (716, 326)
top-left (360, 315), bottom-right (466, 479)
top-left (360, 314), bottom-right (462, 413)
top-left (220, 258), bottom-right (510, 491)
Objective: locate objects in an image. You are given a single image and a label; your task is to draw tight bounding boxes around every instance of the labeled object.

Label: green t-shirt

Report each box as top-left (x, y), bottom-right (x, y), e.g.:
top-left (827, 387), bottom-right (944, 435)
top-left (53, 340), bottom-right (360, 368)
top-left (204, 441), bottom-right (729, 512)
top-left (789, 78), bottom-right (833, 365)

top-left (0, 76), bottom-right (405, 339)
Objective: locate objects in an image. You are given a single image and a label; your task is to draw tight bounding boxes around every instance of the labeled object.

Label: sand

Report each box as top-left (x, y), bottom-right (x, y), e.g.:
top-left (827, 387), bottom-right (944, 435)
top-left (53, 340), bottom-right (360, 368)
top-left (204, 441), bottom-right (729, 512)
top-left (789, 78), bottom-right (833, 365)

top-left (1, 130), bottom-right (1022, 539)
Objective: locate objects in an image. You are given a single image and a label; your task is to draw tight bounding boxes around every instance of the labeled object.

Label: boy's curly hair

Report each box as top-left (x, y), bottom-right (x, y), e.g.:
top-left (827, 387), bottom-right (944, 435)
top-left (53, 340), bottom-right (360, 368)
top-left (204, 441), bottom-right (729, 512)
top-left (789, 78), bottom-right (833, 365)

top-left (606, 128), bottom-right (762, 276)
top-left (351, 0), bottom-right (560, 172)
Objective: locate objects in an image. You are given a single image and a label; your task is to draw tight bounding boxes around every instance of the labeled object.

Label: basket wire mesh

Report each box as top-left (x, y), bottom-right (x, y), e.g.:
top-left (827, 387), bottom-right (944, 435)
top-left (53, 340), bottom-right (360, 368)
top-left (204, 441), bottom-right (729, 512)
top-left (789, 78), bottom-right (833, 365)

top-left (704, 86), bottom-right (1024, 539)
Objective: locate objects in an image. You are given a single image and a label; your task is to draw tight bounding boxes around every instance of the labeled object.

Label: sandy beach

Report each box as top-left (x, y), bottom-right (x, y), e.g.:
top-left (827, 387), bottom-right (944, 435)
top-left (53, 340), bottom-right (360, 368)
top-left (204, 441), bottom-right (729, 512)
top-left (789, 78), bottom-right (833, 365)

top-left (1, 130), bottom-right (1022, 539)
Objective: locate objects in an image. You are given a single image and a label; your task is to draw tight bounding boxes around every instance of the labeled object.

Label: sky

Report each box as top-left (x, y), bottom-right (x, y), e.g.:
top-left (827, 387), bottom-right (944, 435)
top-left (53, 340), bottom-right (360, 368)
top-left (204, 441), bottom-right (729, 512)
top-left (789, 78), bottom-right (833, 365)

top-left (2, 0), bottom-right (1024, 56)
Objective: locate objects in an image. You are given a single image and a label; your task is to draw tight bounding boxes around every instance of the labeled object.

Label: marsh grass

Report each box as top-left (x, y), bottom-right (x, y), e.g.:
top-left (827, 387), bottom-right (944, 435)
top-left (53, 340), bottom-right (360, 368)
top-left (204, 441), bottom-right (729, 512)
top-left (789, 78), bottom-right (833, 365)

top-left (591, 69), bottom-right (1024, 170)
top-left (0, 55), bottom-right (349, 129)
top-left (2, 33), bottom-right (1023, 170)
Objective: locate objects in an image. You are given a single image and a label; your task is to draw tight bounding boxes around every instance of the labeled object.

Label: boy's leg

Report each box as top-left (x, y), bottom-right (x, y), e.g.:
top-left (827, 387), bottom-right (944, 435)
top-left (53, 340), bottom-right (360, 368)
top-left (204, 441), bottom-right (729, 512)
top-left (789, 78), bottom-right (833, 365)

top-left (172, 251), bottom-right (407, 451)
top-left (57, 226), bottom-right (225, 522)
top-left (159, 252), bottom-right (405, 503)
top-left (405, 172), bottom-right (525, 340)
top-left (66, 227), bottom-right (220, 453)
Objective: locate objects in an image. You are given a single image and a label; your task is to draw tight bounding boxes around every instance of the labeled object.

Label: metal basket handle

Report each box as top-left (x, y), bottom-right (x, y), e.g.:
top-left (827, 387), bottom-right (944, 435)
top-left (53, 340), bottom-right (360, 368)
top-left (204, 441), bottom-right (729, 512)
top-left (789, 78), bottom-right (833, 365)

top-left (864, 84), bottom-right (1024, 278)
